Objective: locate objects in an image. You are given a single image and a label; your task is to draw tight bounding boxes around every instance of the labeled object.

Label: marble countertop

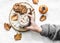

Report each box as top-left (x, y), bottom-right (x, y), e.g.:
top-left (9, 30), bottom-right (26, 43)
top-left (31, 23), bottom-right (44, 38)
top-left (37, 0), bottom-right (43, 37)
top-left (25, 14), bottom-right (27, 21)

top-left (0, 0), bottom-right (60, 43)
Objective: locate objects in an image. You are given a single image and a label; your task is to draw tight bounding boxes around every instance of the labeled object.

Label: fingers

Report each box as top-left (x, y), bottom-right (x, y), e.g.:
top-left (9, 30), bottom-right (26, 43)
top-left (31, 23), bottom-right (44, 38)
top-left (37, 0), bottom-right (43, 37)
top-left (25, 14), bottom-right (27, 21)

top-left (27, 14), bottom-right (32, 18)
top-left (27, 14), bottom-right (35, 25)
top-left (25, 26), bottom-right (31, 30)
top-left (28, 14), bottom-right (34, 21)
top-left (25, 26), bottom-right (32, 30)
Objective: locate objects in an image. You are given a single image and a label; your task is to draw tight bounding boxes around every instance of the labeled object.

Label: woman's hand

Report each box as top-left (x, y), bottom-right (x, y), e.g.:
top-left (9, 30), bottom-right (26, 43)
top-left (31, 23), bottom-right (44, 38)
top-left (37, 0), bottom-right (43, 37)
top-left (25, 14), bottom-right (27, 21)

top-left (25, 15), bottom-right (42, 32)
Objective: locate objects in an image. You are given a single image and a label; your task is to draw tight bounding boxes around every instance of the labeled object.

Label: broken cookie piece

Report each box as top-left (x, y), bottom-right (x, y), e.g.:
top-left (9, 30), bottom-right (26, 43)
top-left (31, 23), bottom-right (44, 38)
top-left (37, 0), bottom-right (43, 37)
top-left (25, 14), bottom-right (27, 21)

top-left (14, 33), bottom-right (22, 40)
top-left (4, 23), bottom-right (11, 31)
top-left (11, 13), bottom-right (18, 21)
top-left (13, 3), bottom-right (27, 14)
top-left (32, 0), bottom-right (39, 4)
top-left (19, 5), bottom-right (27, 14)
top-left (40, 15), bottom-right (46, 22)
top-left (13, 3), bottom-right (20, 13)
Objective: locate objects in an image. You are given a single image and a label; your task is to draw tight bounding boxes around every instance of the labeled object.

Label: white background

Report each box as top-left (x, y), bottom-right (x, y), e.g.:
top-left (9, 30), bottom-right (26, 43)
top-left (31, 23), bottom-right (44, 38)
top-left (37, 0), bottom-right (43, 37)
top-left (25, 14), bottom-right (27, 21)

top-left (0, 0), bottom-right (60, 43)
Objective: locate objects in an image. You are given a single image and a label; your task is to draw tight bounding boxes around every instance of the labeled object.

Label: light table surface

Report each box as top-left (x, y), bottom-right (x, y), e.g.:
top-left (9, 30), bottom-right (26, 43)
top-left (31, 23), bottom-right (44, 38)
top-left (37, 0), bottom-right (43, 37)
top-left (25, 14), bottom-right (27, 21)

top-left (0, 0), bottom-right (60, 43)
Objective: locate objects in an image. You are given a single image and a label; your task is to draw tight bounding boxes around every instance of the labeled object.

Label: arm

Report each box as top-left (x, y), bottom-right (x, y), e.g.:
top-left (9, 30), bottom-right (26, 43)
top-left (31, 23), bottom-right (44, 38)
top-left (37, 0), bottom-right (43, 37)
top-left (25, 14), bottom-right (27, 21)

top-left (25, 15), bottom-right (60, 40)
top-left (40, 24), bottom-right (56, 40)
top-left (40, 24), bottom-right (60, 40)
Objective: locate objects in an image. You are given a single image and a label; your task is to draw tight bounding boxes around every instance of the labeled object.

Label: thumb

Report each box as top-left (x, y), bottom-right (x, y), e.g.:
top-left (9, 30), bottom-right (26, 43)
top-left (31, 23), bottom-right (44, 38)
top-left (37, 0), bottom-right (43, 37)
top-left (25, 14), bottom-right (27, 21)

top-left (25, 26), bottom-right (32, 30)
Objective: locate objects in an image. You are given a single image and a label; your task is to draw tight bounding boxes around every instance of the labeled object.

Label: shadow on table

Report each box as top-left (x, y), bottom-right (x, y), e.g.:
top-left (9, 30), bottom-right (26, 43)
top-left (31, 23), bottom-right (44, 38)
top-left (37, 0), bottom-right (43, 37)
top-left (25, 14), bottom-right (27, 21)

top-left (30, 31), bottom-right (60, 43)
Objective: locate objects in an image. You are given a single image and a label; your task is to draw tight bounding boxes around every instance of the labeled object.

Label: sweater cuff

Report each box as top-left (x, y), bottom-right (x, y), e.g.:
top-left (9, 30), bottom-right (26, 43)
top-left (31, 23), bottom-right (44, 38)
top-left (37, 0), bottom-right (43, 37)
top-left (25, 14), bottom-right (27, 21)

top-left (40, 24), bottom-right (50, 37)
